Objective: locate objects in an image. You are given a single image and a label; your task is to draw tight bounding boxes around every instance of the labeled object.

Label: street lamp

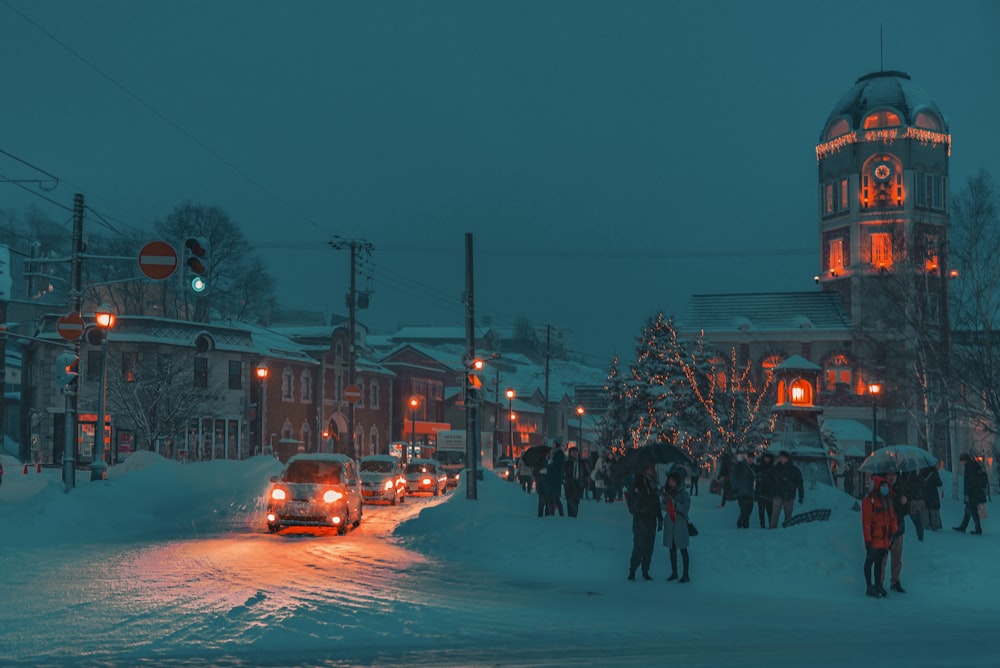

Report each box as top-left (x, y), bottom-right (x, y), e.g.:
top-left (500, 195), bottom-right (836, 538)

top-left (868, 382), bottom-right (881, 456)
top-left (256, 363), bottom-right (269, 456)
top-left (505, 388), bottom-right (515, 458)
top-left (576, 406), bottom-right (585, 453)
top-left (408, 396), bottom-right (420, 463)
top-left (91, 304), bottom-right (116, 476)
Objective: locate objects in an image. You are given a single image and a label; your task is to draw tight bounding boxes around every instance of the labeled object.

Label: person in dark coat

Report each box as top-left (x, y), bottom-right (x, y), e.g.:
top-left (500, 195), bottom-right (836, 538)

top-left (563, 447), bottom-right (589, 518)
top-left (884, 471), bottom-right (909, 593)
top-left (731, 451), bottom-right (756, 529)
top-left (543, 442), bottom-right (566, 516)
top-left (842, 460), bottom-right (857, 498)
top-left (716, 452), bottom-right (734, 508)
top-left (755, 452), bottom-right (775, 528)
top-left (627, 461), bottom-right (662, 581)
top-left (899, 470), bottom-right (925, 541)
top-left (862, 475), bottom-right (898, 598)
top-left (954, 453), bottom-right (988, 534)
top-left (533, 463), bottom-right (547, 518)
top-left (661, 469), bottom-right (692, 582)
top-left (689, 459), bottom-right (701, 496)
top-left (919, 465), bottom-right (943, 531)
top-left (768, 451), bottom-right (804, 528)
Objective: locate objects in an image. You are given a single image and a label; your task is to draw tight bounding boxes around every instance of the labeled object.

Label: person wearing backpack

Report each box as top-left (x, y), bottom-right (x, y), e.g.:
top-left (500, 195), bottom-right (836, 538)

top-left (954, 453), bottom-right (988, 535)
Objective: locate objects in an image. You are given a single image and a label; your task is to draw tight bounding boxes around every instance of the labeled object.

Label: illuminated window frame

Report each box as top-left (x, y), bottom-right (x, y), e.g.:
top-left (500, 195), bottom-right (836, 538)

top-left (871, 232), bottom-right (893, 269)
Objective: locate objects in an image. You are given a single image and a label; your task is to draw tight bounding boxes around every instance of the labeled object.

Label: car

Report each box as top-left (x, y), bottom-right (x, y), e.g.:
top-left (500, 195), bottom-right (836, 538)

top-left (359, 455), bottom-right (406, 504)
top-left (265, 453), bottom-right (363, 535)
top-left (496, 457), bottom-right (517, 482)
top-left (404, 459), bottom-right (448, 496)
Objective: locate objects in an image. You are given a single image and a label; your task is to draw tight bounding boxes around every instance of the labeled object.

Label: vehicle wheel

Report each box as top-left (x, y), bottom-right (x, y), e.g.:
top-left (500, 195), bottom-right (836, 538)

top-left (391, 492), bottom-right (398, 506)
top-left (434, 486), bottom-right (440, 497)
top-left (337, 523), bottom-right (347, 536)
top-left (268, 524), bottom-right (281, 534)
top-left (353, 506), bottom-right (362, 528)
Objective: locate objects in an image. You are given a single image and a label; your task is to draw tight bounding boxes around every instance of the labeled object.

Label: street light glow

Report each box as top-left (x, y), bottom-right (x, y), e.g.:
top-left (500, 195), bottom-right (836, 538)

top-left (868, 382), bottom-right (881, 395)
top-left (506, 387), bottom-right (515, 400)
top-left (95, 304), bottom-right (116, 329)
top-left (256, 363), bottom-right (269, 380)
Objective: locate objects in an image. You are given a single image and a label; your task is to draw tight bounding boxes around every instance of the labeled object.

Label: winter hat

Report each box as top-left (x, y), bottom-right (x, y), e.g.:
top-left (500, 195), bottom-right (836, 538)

top-left (778, 450), bottom-right (792, 460)
top-left (667, 470), bottom-right (684, 485)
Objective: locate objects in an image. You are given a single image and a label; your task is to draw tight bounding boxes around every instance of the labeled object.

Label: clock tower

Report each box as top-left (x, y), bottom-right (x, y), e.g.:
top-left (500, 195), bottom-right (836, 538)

top-left (815, 70), bottom-right (951, 330)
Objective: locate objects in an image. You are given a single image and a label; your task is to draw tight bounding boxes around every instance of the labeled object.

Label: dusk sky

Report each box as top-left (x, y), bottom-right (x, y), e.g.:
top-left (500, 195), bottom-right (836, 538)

top-left (2, 1), bottom-right (998, 364)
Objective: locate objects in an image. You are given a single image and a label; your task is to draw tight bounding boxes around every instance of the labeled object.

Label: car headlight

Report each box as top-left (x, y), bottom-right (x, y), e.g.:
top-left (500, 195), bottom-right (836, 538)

top-left (384, 480), bottom-right (394, 491)
top-left (323, 490), bottom-right (344, 503)
top-left (422, 478), bottom-right (432, 485)
top-left (271, 488), bottom-right (287, 501)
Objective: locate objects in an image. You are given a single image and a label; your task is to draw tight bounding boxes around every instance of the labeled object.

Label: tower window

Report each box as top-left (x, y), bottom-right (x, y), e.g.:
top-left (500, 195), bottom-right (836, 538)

top-left (825, 118), bottom-right (851, 140)
top-left (914, 111), bottom-right (942, 131)
top-left (863, 110), bottom-right (901, 129)
top-left (829, 239), bottom-right (844, 274)
top-left (871, 233), bottom-right (893, 269)
top-left (924, 234), bottom-right (939, 272)
top-left (840, 178), bottom-right (849, 210)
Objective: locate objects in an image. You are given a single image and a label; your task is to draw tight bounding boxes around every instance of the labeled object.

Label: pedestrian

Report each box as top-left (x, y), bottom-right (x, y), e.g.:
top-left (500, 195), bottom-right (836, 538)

top-left (842, 460), bottom-right (857, 498)
top-left (626, 461), bottom-right (662, 581)
top-left (689, 460), bottom-right (701, 496)
top-left (731, 451), bottom-right (756, 529)
top-left (883, 471), bottom-right (908, 593)
top-left (900, 470), bottom-right (925, 541)
top-left (953, 453), bottom-right (988, 535)
top-left (662, 469), bottom-right (692, 582)
top-left (533, 464), bottom-right (547, 518)
top-left (517, 457), bottom-right (534, 493)
top-left (591, 455), bottom-right (606, 502)
top-left (563, 447), bottom-right (589, 518)
top-left (755, 452), bottom-right (775, 528)
top-left (603, 453), bottom-right (618, 503)
top-left (769, 451), bottom-right (804, 529)
top-left (716, 452), bottom-right (734, 508)
top-left (862, 475), bottom-right (898, 598)
top-left (544, 442), bottom-right (566, 517)
top-left (919, 465), bottom-right (943, 531)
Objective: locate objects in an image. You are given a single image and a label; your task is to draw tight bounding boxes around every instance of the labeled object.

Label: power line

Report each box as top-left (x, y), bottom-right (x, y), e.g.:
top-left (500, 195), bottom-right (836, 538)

top-left (0, 171), bottom-right (73, 213)
top-left (0, 147), bottom-right (59, 190)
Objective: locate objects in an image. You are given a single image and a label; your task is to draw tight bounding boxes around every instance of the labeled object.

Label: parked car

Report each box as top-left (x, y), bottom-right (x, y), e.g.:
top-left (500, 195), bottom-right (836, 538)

top-left (496, 458), bottom-right (516, 482)
top-left (265, 453), bottom-right (363, 535)
top-left (404, 459), bottom-right (447, 496)
top-left (359, 455), bottom-right (406, 505)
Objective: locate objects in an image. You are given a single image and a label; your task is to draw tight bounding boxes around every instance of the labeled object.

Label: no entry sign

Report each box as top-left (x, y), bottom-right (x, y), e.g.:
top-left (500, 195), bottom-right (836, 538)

top-left (138, 241), bottom-right (179, 280)
top-left (343, 385), bottom-right (362, 403)
top-left (56, 312), bottom-right (85, 341)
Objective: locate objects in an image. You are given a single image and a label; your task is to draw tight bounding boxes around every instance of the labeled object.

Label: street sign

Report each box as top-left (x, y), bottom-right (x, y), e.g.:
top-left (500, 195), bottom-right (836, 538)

top-left (56, 312), bottom-right (85, 341)
top-left (343, 385), bottom-right (362, 403)
top-left (138, 241), bottom-right (179, 280)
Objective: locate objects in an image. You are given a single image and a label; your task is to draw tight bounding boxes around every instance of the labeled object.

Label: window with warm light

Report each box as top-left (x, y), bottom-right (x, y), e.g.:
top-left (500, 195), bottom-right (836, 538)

top-left (924, 234), bottom-right (939, 272)
top-left (824, 355), bottom-right (852, 390)
top-left (789, 379), bottom-right (811, 405)
top-left (863, 109), bottom-right (901, 129)
top-left (871, 233), bottom-right (893, 268)
top-left (825, 118), bottom-right (851, 140)
top-left (828, 238), bottom-right (844, 274)
top-left (914, 111), bottom-right (942, 131)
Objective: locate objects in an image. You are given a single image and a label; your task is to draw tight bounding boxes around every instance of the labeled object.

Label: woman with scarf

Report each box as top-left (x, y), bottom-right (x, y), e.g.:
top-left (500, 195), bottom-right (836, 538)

top-left (661, 469), bottom-right (692, 582)
top-left (862, 475), bottom-right (899, 598)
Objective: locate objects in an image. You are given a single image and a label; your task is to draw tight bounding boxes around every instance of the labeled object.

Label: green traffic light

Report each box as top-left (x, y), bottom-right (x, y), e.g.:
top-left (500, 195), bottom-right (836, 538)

top-left (191, 276), bottom-right (207, 293)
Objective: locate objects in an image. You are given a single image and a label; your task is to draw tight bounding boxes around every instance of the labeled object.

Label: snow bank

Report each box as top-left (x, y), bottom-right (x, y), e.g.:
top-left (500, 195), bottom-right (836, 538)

top-left (1, 452), bottom-right (282, 546)
top-left (395, 471), bottom-right (999, 610)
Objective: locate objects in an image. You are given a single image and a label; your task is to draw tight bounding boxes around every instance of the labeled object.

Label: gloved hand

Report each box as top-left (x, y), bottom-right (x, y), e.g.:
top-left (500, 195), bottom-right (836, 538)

top-left (657, 519), bottom-right (664, 532)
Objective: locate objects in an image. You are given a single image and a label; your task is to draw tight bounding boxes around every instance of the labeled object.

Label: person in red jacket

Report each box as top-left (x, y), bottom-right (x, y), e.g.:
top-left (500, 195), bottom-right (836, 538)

top-left (862, 475), bottom-right (899, 598)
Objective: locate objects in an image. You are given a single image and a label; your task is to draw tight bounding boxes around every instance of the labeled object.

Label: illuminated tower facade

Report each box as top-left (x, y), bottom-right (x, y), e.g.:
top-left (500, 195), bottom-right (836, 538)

top-left (815, 70), bottom-right (951, 330)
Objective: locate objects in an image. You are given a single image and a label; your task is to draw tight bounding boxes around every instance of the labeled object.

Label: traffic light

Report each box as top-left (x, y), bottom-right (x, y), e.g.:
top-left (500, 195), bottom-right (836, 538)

top-left (183, 237), bottom-right (210, 294)
top-left (55, 352), bottom-right (79, 390)
top-left (466, 358), bottom-right (484, 405)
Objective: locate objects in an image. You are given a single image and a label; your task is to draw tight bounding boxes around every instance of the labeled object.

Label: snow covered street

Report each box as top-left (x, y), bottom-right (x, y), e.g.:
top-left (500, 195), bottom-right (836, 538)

top-left (1, 453), bottom-right (996, 667)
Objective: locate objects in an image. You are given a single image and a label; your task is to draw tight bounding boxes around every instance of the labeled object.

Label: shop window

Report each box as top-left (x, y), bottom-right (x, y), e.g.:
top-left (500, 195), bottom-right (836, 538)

top-left (824, 355), bottom-right (852, 390)
top-left (228, 360), bottom-right (242, 390)
top-left (871, 233), bottom-right (893, 268)
top-left (829, 239), bottom-right (844, 274)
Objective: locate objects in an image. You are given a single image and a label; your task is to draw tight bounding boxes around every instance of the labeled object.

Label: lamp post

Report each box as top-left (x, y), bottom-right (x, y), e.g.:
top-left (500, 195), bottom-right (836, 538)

top-left (408, 396), bottom-right (419, 463)
top-left (505, 388), bottom-right (515, 458)
top-left (91, 304), bottom-right (115, 476)
top-left (256, 363), bottom-right (269, 456)
top-left (576, 406), bottom-right (585, 453)
top-left (868, 382), bottom-right (881, 456)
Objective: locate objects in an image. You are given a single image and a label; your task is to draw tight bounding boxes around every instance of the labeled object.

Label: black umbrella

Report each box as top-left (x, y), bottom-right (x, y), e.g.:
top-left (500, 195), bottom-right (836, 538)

top-left (519, 445), bottom-right (551, 469)
top-left (615, 443), bottom-right (693, 478)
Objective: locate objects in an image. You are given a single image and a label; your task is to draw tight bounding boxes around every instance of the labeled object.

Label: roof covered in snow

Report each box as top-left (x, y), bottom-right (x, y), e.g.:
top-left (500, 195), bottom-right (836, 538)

top-left (775, 354), bottom-right (822, 372)
top-left (678, 292), bottom-right (851, 333)
top-left (823, 70), bottom-right (948, 137)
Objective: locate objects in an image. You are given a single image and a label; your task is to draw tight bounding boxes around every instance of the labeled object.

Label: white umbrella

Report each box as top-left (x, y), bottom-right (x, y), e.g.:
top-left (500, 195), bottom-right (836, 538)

top-left (858, 445), bottom-right (938, 473)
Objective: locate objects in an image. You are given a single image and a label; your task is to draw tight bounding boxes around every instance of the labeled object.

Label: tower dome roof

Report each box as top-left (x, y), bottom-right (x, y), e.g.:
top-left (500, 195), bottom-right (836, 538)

top-left (820, 70), bottom-right (948, 141)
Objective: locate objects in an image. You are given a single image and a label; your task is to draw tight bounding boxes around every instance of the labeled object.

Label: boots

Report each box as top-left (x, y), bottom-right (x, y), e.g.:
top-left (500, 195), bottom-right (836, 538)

top-left (667, 549), bottom-right (679, 581)
top-left (678, 549), bottom-right (690, 583)
top-left (865, 584), bottom-right (879, 598)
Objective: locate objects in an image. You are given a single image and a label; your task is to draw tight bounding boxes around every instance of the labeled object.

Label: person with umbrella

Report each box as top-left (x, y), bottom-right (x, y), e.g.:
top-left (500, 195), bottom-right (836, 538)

top-left (862, 475), bottom-right (898, 598)
top-left (662, 468), bottom-right (692, 582)
top-left (954, 453), bottom-right (988, 535)
top-left (543, 441), bottom-right (566, 517)
top-left (883, 471), bottom-right (909, 593)
top-left (626, 460), bottom-right (662, 581)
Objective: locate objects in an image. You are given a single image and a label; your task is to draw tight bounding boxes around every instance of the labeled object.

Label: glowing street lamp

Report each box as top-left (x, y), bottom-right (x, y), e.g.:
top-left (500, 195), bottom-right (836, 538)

top-left (408, 396), bottom-right (420, 462)
top-left (868, 382), bottom-right (882, 456)
top-left (505, 388), bottom-right (515, 458)
top-left (256, 363), bottom-right (269, 456)
top-left (576, 406), bottom-right (586, 453)
top-left (92, 304), bottom-right (115, 473)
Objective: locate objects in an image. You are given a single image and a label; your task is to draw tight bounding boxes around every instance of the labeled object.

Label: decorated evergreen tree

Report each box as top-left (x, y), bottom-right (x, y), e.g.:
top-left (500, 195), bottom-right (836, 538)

top-left (596, 355), bottom-right (638, 455)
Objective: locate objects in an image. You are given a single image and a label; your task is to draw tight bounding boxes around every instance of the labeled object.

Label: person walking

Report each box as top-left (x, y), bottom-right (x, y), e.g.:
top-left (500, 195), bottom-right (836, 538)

top-left (563, 447), bottom-right (589, 518)
top-left (954, 453), bottom-right (988, 535)
top-left (689, 461), bottom-right (701, 496)
top-left (769, 451), bottom-right (804, 529)
top-left (755, 452), bottom-right (775, 528)
top-left (900, 470), bottom-right (925, 541)
top-left (731, 451), bottom-right (756, 529)
top-left (883, 472), bottom-right (909, 592)
top-left (626, 461), bottom-right (662, 581)
top-left (591, 455), bottom-right (607, 502)
top-left (920, 465), bottom-right (943, 531)
top-left (862, 475), bottom-right (898, 598)
top-left (517, 457), bottom-right (534, 493)
top-left (662, 469), bottom-right (692, 582)
top-left (533, 463), bottom-right (547, 518)
top-left (602, 453), bottom-right (618, 503)
top-left (842, 460), bottom-right (857, 498)
top-left (543, 442), bottom-right (566, 517)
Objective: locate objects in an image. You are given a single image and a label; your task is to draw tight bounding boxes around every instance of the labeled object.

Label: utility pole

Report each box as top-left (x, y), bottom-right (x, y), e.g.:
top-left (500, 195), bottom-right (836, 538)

top-left (464, 232), bottom-right (478, 500)
top-left (542, 324), bottom-right (551, 442)
top-left (329, 236), bottom-right (373, 460)
top-left (63, 193), bottom-right (85, 492)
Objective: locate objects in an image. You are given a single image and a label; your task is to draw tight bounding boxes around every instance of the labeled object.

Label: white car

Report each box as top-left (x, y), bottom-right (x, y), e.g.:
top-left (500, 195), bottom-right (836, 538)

top-left (265, 454), bottom-right (363, 535)
top-left (359, 455), bottom-right (406, 504)
top-left (404, 459), bottom-right (448, 496)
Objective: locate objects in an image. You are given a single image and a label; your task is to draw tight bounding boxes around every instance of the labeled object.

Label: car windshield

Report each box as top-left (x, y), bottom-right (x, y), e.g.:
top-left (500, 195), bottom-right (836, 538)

top-left (406, 463), bottom-right (436, 474)
top-left (283, 460), bottom-right (342, 485)
top-left (360, 460), bottom-right (394, 473)
top-left (436, 451), bottom-right (465, 466)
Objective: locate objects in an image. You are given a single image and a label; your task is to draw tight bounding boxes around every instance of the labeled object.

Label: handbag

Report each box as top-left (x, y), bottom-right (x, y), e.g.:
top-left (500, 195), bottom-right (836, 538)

top-left (978, 503), bottom-right (988, 519)
top-left (688, 521), bottom-right (699, 537)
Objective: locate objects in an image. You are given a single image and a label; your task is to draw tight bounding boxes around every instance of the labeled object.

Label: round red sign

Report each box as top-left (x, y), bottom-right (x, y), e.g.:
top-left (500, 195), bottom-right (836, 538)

top-left (56, 312), bottom-right (86, 341)
top-left (138, 241), bottom-right (179, 280)
top-left (343, 385), bottom-right (363, 403)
